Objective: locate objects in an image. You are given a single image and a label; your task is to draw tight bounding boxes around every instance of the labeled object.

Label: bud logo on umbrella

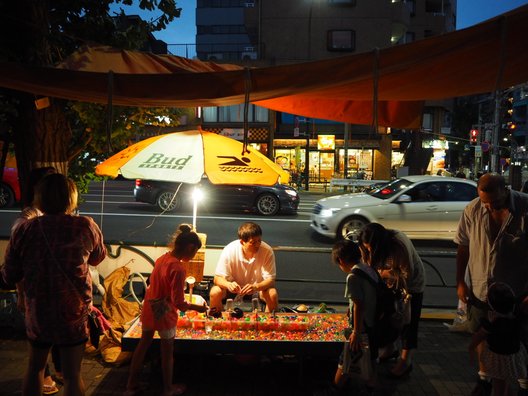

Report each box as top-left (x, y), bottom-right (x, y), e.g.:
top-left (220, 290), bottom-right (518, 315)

top-left (139, 154), bottom-right (193, 170)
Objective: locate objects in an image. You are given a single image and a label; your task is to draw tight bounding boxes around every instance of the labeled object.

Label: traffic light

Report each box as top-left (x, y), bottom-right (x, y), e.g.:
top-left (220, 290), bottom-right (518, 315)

top-left (469, 129), bottom-right (479, 144)
top-left (501, 93), bottom-right (514, 130)
top-left (503, 93), bottom-right (514, 120)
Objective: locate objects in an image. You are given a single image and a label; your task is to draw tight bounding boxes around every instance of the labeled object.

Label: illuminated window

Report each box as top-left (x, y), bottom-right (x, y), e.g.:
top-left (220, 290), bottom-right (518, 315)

top-left (327, 30), bottom-right (355, 52)
top-left (202, 105), bottom-right (269, 122)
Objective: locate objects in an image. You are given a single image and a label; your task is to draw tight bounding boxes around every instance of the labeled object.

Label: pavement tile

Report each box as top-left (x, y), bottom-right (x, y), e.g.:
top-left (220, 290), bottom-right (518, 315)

top-left (0, 320), bottom-right (479, 396)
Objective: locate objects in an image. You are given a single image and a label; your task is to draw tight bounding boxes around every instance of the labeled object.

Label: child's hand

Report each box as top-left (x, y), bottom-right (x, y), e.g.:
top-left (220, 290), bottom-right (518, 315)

top-left (348, 331), bottom-right (361, 352)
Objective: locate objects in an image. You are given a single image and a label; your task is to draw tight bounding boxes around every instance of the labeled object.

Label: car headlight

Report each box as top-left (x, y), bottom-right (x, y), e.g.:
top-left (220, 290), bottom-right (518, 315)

top-left (285, 189), bottom-right (298, 197)
top-left (319, 207), bottom-right (341, 217)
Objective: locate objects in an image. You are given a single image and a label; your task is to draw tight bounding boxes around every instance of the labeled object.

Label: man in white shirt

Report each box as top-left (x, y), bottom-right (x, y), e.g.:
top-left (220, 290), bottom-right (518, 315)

top-left (455, 173), bottom-right (528, 396)
top-left (209, 222), bottom-right (279, 312)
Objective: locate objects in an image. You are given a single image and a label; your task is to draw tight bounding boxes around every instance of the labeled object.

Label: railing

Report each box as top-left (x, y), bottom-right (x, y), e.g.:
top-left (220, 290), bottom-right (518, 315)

top-left (270, 246), bottom-right (456, 308)
top-left (329, 179), bottom-right (388, 193)
top-left (166, 43), bottom-right (259, 62)
top-left (0, 239), bottom-right (457, 310)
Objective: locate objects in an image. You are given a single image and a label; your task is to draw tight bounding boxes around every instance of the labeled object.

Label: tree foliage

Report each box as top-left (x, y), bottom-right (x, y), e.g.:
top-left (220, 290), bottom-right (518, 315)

top-left (0, 0), bottom-right (185, 204)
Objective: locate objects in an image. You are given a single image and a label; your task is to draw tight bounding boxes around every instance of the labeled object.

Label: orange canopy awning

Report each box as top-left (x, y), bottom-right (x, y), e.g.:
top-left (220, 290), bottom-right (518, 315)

top-left (0, 5), bottom-right (527, 129)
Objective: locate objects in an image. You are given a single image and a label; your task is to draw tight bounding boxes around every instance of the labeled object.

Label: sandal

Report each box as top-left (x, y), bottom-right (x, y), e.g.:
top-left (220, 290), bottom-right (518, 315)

top-left (54, 372), bottom-right (63, 383)
top-left (42, 381), bottom-right (59, 395)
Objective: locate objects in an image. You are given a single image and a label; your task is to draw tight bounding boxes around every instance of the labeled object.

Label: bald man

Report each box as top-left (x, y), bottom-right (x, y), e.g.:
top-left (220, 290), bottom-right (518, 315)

top-left (455, 173), bottom-right (528, 395)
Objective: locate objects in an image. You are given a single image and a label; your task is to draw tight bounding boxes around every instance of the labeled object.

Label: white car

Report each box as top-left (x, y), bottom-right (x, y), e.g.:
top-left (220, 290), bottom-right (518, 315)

top-left (310, 175), bottom-right (478, 240)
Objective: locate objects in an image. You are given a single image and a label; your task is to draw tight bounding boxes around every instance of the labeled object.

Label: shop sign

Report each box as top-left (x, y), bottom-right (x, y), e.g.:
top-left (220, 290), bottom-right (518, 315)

top-left (220, 128), bottom-right (246, 141)
top-left (422, 139), bottom-right (449, 149)
top-left (317, 135), bottom-right (335, 150)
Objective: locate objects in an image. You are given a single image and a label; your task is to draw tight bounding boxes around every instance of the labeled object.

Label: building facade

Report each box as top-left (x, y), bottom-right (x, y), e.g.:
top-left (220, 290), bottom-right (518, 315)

top-left (195, 0), bottom-right (457, 183)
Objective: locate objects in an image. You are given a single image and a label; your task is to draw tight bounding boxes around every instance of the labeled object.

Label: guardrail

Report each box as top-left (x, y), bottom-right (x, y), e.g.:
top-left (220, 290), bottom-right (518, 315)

top-left (270, 246), bottom-right (456, 308)
top-left (329, 179), bottom-right (388, 193)
top-left (1, 239), bottom-right (457, 310)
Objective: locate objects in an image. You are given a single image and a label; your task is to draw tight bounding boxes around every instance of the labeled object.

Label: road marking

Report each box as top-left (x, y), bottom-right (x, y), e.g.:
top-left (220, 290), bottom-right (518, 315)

top-left (83, 199), bottom-right (316, 206)
top-left (80, 211), bottom-right (311, 223)
top-left (84, 200), bottom-right (140, 204)
top-left (84, 194), bottom-right (132, 197)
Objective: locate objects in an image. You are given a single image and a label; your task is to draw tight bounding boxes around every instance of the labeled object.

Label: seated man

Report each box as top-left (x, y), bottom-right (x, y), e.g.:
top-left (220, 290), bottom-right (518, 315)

top-left (209, 222), bottom-right (279, 312)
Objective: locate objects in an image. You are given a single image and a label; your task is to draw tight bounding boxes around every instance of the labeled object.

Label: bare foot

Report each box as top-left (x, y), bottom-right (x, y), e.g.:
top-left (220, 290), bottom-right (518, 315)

top-left (162, 383), bottom-right (187, 396)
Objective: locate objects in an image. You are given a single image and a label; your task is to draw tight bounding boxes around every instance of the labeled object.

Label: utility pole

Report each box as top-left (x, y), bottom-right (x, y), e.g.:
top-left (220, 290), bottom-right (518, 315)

top-left (491, 90), bottom-right (501, 173)
top-left (344, 123), bottom-right (350, 179)
top-left (304, 118), bottom-right (310, 191)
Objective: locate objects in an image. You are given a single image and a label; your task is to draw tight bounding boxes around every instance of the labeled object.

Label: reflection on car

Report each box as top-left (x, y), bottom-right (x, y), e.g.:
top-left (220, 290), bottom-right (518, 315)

top-left (311, 175), bottom-right (477, 240)
top-left (134, 178), bottom-right (299, 216)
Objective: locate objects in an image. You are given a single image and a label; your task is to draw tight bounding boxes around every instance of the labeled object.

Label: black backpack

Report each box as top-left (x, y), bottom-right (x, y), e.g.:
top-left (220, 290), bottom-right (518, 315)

top-left (352, 267), bottom-right (409, 347)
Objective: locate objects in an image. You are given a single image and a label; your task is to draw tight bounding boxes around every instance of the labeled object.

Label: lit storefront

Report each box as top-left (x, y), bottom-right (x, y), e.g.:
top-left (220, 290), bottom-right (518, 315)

top-left (274, 136), bottom-right (376, 182)
top-left (336, 148), bottom-right (374, 179)
top-left (423, 139), bottom-right (449, 175)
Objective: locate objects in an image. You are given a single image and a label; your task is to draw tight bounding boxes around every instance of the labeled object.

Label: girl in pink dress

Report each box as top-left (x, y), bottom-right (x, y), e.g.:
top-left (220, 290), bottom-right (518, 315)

top-left (126, 224), bottom-right (208, 396)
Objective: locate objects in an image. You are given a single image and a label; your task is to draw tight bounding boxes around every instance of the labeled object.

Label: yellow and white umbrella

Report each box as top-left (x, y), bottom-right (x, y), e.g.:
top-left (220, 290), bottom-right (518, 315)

top-left (95, 130), bottom-right (290, 229)
top-left (95, 129), bottom-right (289, 185)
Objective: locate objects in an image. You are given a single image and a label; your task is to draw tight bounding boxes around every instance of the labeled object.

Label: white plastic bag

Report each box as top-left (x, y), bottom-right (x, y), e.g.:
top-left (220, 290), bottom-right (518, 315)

top-left (443, 300), bottom-right (470, 333)
top-left (342, 334), bottom-right (373, 381)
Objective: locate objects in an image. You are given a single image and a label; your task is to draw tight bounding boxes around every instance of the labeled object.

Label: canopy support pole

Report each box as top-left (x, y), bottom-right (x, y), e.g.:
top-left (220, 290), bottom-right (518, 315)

top-left (106, 70), bottom-right (114, 154)
top-left (491, 16), bottom-right (506, 173)
top-left (100, 70), bottom-right (115, 232)
top-left (371, 48), bottom-right (379, 138)
top-left (242, 67), bottom-right (251, 155)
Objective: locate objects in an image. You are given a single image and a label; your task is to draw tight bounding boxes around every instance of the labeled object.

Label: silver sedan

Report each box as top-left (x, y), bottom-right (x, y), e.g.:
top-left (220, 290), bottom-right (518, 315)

top-left (310, 175), bottom-right (477, 240)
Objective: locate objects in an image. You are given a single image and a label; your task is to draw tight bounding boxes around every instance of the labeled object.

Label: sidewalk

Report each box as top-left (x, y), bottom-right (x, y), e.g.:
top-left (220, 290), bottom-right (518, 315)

top-left (0, 318), bottom-right (478, 396)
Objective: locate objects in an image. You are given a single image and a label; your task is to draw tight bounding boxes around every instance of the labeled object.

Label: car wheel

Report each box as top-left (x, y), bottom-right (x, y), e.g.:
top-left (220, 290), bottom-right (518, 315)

top-left (255, 193), bottom-right (280, 216)
top-left (337, 216), bottom-right (369, 241)
top-left (156, 191), bottom-right (181, 212)
top-left (0, 183), bottom-right (15, 208)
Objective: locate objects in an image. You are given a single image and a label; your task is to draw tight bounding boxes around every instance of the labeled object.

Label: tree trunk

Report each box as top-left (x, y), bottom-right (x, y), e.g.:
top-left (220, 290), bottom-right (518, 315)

top-left (33, 100), bottom-right (71, 174)
top-left (8, 1), bottom-right (72, 205)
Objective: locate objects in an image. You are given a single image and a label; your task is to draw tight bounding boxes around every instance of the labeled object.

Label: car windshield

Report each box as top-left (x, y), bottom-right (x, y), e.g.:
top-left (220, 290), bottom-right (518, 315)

top-left (368, 178), bottom-right (416, 200)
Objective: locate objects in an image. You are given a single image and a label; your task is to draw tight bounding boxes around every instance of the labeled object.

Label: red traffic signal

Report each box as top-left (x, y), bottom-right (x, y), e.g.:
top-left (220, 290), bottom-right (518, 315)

top-left (469, 129), bottom-right (479, 144)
